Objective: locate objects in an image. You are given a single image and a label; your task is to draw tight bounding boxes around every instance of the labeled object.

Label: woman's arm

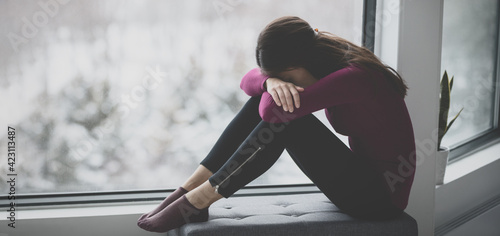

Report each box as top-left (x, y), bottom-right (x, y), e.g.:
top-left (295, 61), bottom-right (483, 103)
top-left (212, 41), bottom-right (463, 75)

top-left (264, 77), bottom-right (304, 113)
top-left (239, 68), bottom-right (269, 96)
top-left (259, 65), bottom-right (376, 123)
top-left (240, 68), bottom-right (307, 112)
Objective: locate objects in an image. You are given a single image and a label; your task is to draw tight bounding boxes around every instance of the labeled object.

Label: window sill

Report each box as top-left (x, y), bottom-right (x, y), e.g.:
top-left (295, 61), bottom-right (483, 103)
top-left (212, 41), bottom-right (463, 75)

top-left (435, 138), bottom-right (500, 228)
top-left (1, 185), bottom-right (320, 236)
top-left (438, 138), bottom-right (500, 186)
top-left (2, 184), bottom-right (320, 220)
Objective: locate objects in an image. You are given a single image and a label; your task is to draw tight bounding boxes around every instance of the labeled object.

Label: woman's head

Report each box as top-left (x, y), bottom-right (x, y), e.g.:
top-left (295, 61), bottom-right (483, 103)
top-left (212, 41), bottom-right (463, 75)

top-left (256, 16), bottom-right (349, 79)
top-left (256, 16), bottom-right (316, 76)
top-left (256, 16), bottom-right (408, 97)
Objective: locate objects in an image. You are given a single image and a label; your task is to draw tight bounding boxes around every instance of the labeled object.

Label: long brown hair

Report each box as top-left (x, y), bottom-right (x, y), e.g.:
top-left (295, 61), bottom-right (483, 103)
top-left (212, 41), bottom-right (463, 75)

top-left (256, 16), bottom-right (408, 97)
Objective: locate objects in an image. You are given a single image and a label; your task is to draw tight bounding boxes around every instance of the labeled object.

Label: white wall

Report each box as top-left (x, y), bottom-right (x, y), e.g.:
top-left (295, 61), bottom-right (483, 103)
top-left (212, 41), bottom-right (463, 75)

top-left (444, 204), bottom-right (500, 236)
top-left (396, 0), bottom-right (443, 235)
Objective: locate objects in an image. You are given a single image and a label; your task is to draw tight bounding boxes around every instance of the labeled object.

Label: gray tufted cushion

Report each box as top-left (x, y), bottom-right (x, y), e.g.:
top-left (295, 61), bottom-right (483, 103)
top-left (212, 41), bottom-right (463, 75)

top-left (167, 193), bottom-right (418, 236)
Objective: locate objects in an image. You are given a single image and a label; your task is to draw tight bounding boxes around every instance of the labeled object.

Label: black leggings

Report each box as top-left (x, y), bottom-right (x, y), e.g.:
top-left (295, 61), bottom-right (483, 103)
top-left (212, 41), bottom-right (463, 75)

top-left (200, 96), bottom-right (403, 220)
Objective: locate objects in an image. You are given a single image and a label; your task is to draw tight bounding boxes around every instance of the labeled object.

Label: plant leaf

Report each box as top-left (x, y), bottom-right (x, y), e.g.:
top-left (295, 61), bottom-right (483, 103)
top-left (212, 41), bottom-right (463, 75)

top-left (449, 75), bottom-right (454, 91)
top-left (443, 107), bottom-right (463, 138)
top-left (438, 71), bottom-right (450, 148)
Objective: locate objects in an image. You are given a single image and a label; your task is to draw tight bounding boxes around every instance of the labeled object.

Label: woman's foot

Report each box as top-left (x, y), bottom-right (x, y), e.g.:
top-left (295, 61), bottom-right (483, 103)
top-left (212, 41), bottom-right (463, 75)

top-left (137, 195), bottom-right (209, 233)
top-left (184, 181), bottom-right (223, 209)
top-left (138, 165), bottom-right (213, 221)
top-left (137, 181), bottom-right (223, 233)
top-left (138, 187), bottom-right (188, 221)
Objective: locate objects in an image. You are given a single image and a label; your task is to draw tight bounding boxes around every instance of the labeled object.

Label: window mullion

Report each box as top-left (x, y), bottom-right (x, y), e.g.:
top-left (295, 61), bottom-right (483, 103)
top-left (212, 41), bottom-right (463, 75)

top-left (362, 0), bottom-right (377, 52)
top-left (494, 2), bottom-right (500, 130)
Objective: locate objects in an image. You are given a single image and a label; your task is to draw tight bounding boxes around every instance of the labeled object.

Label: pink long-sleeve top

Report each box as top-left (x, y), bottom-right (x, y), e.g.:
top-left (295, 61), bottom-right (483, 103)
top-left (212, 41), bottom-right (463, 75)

top-left (240, 65), bottom-right (416, 210)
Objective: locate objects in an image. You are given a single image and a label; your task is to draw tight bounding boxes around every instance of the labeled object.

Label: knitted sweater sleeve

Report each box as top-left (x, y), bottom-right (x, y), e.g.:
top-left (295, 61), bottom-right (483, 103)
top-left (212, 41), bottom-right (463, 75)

top-left (240, 65), bottom-right (376, 123)
top-left (239, 68), bottom-right (270, 97)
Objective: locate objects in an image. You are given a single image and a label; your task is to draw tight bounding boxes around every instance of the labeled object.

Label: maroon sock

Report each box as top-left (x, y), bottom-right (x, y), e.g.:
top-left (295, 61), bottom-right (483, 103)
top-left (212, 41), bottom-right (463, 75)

top-left (138, 187), bottom-right (188, 221)
top-left (137, 195), bottom-right (209, 233)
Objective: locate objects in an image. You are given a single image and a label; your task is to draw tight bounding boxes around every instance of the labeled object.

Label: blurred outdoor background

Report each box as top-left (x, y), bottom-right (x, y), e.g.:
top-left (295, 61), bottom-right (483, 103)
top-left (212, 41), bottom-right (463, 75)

top-left (440, 0), bottom-right (499, 148)
top-left (0, 0), bottom-right (363, 194)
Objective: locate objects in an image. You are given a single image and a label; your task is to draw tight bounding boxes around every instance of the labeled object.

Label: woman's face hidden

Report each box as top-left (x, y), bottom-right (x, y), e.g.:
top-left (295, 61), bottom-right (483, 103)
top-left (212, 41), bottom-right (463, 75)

top-left (276, 67), bottom-right (318, 88)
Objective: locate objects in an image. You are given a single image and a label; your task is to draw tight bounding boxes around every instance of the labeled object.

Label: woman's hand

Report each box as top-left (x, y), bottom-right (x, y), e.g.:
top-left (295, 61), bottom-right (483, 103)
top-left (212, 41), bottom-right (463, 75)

top-left (265, 77), bottom-right (304, 112)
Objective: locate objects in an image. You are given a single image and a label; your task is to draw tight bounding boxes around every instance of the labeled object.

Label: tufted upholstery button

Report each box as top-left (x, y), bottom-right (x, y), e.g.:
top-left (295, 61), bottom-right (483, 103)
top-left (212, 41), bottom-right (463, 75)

top-left (278, 203), bottom-right (291, 208)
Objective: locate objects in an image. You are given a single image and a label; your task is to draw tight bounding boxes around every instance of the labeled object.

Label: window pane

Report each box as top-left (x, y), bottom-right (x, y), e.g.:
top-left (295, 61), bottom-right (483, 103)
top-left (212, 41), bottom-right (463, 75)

top-left (440, 0), bottom-right (499, 147)
top-left (0, 1), bottom-right (363, 194)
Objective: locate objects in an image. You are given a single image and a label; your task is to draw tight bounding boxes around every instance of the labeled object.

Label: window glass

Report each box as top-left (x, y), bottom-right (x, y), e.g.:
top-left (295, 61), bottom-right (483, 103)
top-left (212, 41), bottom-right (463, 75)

top-left (0, 0), bottom-right (362, 194)
top-left (440, 0), bottom-right (499, 147)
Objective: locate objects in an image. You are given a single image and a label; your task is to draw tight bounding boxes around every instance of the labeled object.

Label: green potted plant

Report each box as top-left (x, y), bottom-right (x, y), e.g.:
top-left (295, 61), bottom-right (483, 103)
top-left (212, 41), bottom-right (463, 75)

top-left (436, 71), bottom-right (463, 185)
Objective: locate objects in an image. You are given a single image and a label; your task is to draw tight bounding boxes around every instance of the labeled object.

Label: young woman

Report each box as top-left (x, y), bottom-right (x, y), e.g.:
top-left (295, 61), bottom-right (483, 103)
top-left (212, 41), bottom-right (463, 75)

top-left (137, 16), bottom-right (416, 233)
